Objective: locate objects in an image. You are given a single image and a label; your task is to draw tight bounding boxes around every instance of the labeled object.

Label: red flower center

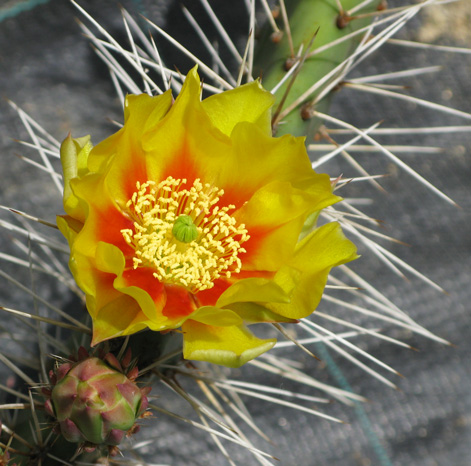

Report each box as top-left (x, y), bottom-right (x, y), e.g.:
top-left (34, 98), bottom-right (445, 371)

top-left (121, 176), bottom-right (249, 293)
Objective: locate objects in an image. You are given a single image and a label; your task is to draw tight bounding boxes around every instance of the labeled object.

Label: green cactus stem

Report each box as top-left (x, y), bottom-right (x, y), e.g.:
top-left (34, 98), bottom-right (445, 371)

top-left (254, 0), bottom-right (384, 140)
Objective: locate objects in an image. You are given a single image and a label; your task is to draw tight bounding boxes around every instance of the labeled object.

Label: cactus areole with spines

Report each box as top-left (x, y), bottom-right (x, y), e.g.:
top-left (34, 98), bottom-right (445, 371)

top-left (45, 350), bottom-right (150, 452)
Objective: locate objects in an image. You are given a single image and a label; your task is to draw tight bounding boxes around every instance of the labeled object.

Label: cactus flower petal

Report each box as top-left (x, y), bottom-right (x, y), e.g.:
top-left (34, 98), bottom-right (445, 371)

top-left (182, 319), bottom-right (276, 368)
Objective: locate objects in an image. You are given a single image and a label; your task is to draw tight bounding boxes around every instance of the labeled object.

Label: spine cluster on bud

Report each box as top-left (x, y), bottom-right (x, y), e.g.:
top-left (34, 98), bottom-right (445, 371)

top-left (0, 422), bottom-right (16, 466)
top-left (0, 447), bottom-right (15, 466)
top-left (43, 347), bottom-right (151, 455)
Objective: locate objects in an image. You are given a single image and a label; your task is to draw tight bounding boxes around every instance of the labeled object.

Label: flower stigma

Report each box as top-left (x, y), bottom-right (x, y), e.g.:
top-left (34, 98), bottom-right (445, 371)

top-left (121, 176), bottom-right (249, 293)
top-left (172, 215), bottom-right (198, 243)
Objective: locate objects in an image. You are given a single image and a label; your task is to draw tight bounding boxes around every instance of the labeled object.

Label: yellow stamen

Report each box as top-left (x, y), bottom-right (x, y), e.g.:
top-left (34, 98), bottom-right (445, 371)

top-left (121, 177), bottom-right (249, 293)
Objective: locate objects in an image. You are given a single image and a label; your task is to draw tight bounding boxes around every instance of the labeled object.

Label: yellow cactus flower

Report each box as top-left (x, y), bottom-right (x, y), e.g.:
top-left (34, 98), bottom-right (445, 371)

top-left (58, 67), bottom-right (357, 368)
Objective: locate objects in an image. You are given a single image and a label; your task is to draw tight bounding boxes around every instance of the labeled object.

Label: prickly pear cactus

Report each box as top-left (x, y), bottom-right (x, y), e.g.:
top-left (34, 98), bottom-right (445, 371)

top-left (1, 1), bottom-right (465, 465)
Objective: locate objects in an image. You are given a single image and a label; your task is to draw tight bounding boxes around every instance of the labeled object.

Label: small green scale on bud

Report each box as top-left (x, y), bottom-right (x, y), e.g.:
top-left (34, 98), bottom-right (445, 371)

top-left (172, 215), bottom-right (198, 243)
top-left (44, 348), bottom-right (151, 455)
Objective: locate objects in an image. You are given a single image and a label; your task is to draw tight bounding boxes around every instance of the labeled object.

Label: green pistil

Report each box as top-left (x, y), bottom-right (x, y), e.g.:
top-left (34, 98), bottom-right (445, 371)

top-left (172, 215), bottom-right (198, 243)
